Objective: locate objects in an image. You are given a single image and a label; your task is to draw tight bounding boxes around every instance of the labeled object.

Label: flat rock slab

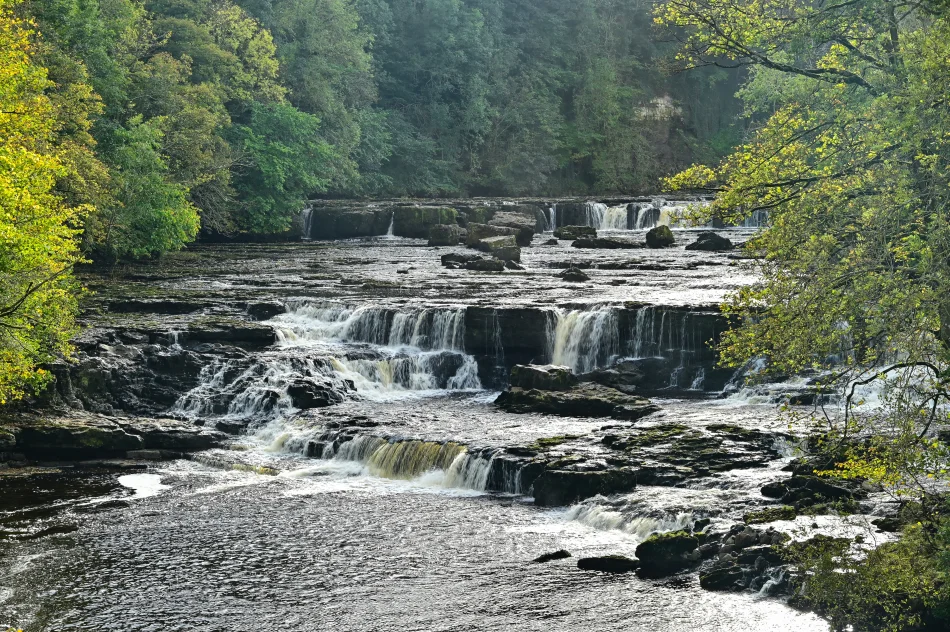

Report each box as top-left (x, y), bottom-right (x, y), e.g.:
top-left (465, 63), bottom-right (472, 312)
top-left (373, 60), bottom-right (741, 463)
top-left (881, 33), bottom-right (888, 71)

top-left (1, 412), bottom-right (226, 460)
top-left (494, 382), bottom-right (659, 420)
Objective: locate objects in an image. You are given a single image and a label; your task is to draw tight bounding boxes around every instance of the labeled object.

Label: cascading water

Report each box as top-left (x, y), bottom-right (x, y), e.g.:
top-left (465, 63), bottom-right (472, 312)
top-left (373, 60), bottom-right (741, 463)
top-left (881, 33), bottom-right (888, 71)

top-left (550, 308), bottom-right (622, 374)
top-left (547, 206), bottom-right (557, 231)
top-left (300, 207), bottom-right (314, 240)
top-left (584, 202), bottom-right (608, 229)
top-left (383, 211), bottom-right (395, 238)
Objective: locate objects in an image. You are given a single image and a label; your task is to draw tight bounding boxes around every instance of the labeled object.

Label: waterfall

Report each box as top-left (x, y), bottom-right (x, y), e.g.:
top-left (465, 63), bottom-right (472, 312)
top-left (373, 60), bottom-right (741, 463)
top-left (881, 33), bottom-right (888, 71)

top-left (271, 302), bottom-right (482, 396)
top-left (584, 202), bottom-right (608, 229)
top-left (329, 436), bottom-right (499, 490)
top-left (384, 211), bottom-right (395, 238)
top-left (601, 205), bottom-right (629, 230)
top-left (564, 502), bottom-right (696, 541)
top-left (545, 206), bottom-right (557, 232)
top-left (301, 207), bottom-right (314, 240)
top-left (634, 204), bottom-right (656, 229)
top-left (550, 308), bottom-right (621, 374)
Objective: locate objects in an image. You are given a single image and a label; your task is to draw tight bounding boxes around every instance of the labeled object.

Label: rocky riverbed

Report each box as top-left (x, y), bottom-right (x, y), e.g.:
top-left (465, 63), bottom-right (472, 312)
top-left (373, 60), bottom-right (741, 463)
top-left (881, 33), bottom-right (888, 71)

top-left (0, 199), bottom-right (899, 631)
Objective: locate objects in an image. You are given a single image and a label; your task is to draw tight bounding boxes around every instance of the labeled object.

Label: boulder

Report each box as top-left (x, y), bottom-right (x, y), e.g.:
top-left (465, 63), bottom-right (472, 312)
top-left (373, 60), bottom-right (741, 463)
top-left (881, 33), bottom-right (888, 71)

top-left (441, 253), bottom-right (482, 266)
top-left (577, 555), bottom-right (639, 573)
top-left (685, 231), bottom-right (733, 251)
top-left (553, 225), bottom-right (597, 240)
top-left (474, 235), bottom-right (521, 262)
top-left (634, 530), bottom-right (699, 577)
top-left (533, 467), bottom-right (639, 506)
top-left (543, 238), bottom-right (559, 245)
top-left (466, 223), bottom-right (520, 246)
top-left (645, 225), bottom-right (675, 248)
top-left (579, 361), bottom-right (644, 393)
top-left (699, 563), bottom-right (746, 591)
top-left (510, 364), bottom-right (578, 391)
top-left (428, 224), bottom-right (464, 246)
top-left (504, 260), bottom-right (525, 271)
top-left (464, 258), bottom-right (506, 272)
top-left (392, 206), bottom-right (458, 238)
top-left (557, 267), bottom-right (590, 282)
top-left (572, 237), bottom-right (640, 249)
top-left (495, 382), bottom-right (659, 420)
top-left (534, 550), bottom-right (572, 563)
top-left (287, 379), bottom-right (346, 409)
top-left (456, 205), bottom-right (496, 226)
top-left (488, 212), bottom-right (536, 246)
top-left (246, 301), bottom-right (285, 321)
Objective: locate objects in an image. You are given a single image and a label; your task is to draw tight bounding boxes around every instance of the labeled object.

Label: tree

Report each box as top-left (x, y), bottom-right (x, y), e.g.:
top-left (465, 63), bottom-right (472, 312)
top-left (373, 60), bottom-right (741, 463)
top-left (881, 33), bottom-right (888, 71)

top-left (0, 0), bottom-right (85, 403)
top-left (658, 1), bottom-right (950, 626)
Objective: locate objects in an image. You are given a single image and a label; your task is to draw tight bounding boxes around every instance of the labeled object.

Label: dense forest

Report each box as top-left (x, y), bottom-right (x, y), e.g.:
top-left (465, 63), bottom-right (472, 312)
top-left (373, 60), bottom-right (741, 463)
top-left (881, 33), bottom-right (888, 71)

top-left (12, 0), bottom-right (743, 251)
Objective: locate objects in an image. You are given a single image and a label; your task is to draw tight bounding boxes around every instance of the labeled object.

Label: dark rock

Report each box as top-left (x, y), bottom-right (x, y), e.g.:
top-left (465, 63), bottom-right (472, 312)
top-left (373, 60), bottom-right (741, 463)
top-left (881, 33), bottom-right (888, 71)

top-left (557, 267), bottom-right (590, 282)
top-left (287, 379), bottom-right (346, 409)
top-left (393, 206), bottom-right (458, 238)
top-left (635, 530), bottom-right (699, 577)
top-left (761, 481), bottom-right (787, 499)
top-left (463, 258), bottom-right (505, 272)
top-left (246, 301), bottom-right (285, 321)
top-left (495, 382), bottom-right (659, 420)
top-left (428, 224), bottom-right (464, 246)
top-left (441, 252), bottom-right (481, 266)
top-left (553, 225), bottom-right (597, 240)
top-left (685, 232), bottom-right (733, 252)
top-left (693, 517), bottom-right (712, 532)
top-left (645, 225), bottom-right (675, 248)
top-left (544, 238), bottom-right (559, 245)
top-left (577, 555), bottom-right (639, 573)
top-left (572, 237), bottom-right (640, 249)
top-left (533, 467), bottom-right (639, 506)
top-left (579, 361), bottom-right (644, 393)
top-left (871, 517), bottom-right (904, 533)
top-left (609, 279), bottom-right (627, 285)
top-left (534, 550), bottom-right (572, 563)
top-left (308, 207), bottom-right (393, 239)
top-left (700, 563), bottom-right (746, 591)
top-left (510, 364), bottom-right (578, 391)
top-left (504, 260), bottom-right (525, 271)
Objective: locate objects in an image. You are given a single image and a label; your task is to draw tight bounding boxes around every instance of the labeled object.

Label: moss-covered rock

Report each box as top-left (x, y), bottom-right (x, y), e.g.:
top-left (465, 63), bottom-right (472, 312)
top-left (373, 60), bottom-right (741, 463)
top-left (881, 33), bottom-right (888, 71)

top-left (465, 222), bottom-right (520, 246)
top-left (635, 530), bottom-right (699, 577)
top-left (309, 207), bottom-right (393, 239)
top-left (428, 224), bottom-right (464, 246)
top-left (645, 225), bottom-right (675, 248)
top-left (393, 206), bottom-right (458, 238)
top-left (744, 505), bottom-right (797, 524)
top-left (488, 212), bottom-right (536, 246)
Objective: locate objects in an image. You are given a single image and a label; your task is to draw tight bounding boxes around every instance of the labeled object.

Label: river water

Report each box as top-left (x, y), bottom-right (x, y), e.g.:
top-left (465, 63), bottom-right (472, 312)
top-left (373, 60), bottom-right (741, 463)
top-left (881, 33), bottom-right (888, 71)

top-left (0, 218), bottom-right (842, 630)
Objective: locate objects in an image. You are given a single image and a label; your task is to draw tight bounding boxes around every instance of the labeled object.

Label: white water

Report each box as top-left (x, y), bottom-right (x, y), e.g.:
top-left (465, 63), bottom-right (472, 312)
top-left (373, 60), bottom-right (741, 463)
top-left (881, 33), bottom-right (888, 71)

top-left (550, 308), bottom-right (621, 373)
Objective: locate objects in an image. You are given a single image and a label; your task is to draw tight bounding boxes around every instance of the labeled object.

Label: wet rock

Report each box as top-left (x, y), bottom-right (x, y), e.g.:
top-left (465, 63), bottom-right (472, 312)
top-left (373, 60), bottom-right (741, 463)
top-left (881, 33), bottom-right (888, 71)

top-left (180, 318), bottom-right (276, 348)
top-left (645, 225), bottom-right (675, 248)
top-left (504, 260), bottom-right (525, 271)
top-left (287, 379), bottom-right (346, 409)
top-left (488, 212), bottom-right (536, 246)
top-left (577, 555), bottom-right (639, 573)
top-left (744, 505), bottom-right (796, 524)
top-left (543, 238), bottom-right (559, 245)
top-left (557, 267), bottom-right (590, 282)
top-left (495, 382), bottom-right (659, 420)
top-left (534, 550), bottom-right (572, 563)
top-left (765, 475), bottom-right (867, 508)
top-left (693, 517), bottom-right (712, 532)
top-left (533, 467), bottom-right (639, 506)
top-left (2, 415), bottom-right (145, 457)
top-left (553, 225), bottom-right (596, 240)
top-left (685, 232), bottom-right (733, 251)
top-left (441, 252), bottom-right (482, 266)
top-left (510, 364), bottom-right (578, 391)
top-left (309, 207), bottom-right (393, 239)
top-left (0, 431), bottom-right (15, 450)
top-left (635, 530), bottom-right (699, 577)
top-left (463, 258), bottom-right (505, 272)
top-left (871, 516), bottom-right (904, 533)
top-left (119, 417), bottom-right (225, 451)
top-left (474, 235), bottom-right (521, 262)
top-left (466, 223), bottom-right (520, 246)
top-left (572, 237), bottom-right (640, 249)
top-left (246, 301), bottom-right (285, 321)
top-left (428, 224), bottom-right (464, 246)
top-left (393, 206), bottom-right (458, 238)
top-left (699, 563), bottom-right (746, 591)
top-left (579, 361), bottom-right (644, 394)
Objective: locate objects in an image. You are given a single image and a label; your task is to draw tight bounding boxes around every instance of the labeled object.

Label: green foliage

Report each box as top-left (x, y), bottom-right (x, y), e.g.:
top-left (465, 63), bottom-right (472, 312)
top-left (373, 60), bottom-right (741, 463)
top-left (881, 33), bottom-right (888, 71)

top-left (229, 102), bottom-right (336, 233)
top-left (0, 0), bottom-right (84, 403)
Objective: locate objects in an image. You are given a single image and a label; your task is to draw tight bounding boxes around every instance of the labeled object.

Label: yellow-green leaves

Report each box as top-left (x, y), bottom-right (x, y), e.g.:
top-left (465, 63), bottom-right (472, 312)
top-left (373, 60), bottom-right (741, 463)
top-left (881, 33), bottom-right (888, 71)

top-left (0, 0), bottom-right (84, 403)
